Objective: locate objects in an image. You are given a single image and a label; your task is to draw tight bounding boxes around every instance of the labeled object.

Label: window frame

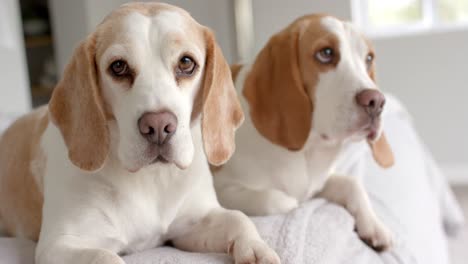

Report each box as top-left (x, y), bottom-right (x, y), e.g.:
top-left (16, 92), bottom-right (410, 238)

top-left (352, 0), bottom-right (468, 38)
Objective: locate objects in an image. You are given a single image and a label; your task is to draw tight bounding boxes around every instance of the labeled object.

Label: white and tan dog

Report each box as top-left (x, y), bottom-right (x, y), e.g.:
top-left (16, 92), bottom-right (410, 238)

top-left (214, 14), bottom-right (395, 251)
top-left (0, 3), bottom-right (280, 264)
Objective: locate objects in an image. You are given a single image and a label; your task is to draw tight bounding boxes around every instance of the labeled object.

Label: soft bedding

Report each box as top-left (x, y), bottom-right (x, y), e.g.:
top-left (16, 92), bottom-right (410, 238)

top-left (0, 95), bottom-right (463, 264)
top-left (0, 200), bottom-right (415, 264)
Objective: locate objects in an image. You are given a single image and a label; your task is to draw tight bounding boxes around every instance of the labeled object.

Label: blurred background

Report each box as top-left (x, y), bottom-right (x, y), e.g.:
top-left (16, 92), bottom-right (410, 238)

top-left (0, 0), bottom-right (467, 261)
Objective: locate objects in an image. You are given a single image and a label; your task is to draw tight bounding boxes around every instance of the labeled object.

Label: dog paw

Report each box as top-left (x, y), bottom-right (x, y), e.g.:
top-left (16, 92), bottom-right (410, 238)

top-left (356, 217), bottom-right (394, 252)
top-left (230, 238), bottom-right (280, 264)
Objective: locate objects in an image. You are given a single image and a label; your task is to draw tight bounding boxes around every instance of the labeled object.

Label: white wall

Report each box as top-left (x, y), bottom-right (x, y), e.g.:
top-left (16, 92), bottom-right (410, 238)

top-left (372, 29), bottom-right (468, 178)
top-left (0, 0), bottom-right (31, 113)
top-left (49, 0), bottom-right (89, 74)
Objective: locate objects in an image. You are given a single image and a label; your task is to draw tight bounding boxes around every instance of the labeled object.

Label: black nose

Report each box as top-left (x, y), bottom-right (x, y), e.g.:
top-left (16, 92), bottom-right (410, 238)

top-left (355, 89), bottom-right (386, 118)
top-left (138, 111), bottom-right (177, 145)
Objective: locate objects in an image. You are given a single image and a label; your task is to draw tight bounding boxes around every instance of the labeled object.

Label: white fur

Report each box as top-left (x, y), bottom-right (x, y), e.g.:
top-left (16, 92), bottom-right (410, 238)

top-left (99, 11), bottom-right (199, 171)
top-left (312, 17), bottom-right (380, 142)
top-left (214, 16), bottom-right (393, 250)
top-left (33, 8), bottom-right (279, 264)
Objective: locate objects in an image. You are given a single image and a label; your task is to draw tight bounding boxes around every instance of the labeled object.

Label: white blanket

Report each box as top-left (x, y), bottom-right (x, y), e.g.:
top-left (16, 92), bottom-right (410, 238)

top-left (0, 95), bottom-right (463, 264)
top-left (122, 199), bottom-right (418, 264)
top-left (0, 200), bottom-right (415, 264)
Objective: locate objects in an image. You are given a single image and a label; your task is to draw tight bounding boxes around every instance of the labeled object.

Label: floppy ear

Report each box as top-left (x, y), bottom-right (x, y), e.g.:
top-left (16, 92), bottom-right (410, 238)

top-left (49, 35), bottom-right (110, 172)
top-left (243, 26), bottom-right (311, 150)
top-left (201, 29), bottom-right (244, 166)
top-left (367, 61), bottom-right (394, 168)
top-left (368, 132), bottom-right (394, 168)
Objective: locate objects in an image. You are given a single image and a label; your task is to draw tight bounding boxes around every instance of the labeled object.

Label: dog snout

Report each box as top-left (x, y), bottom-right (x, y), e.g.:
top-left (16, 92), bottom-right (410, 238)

top-left (355, 89), bottom-right (386, 118)
top-left (138, 112), bottom-right (178, 145)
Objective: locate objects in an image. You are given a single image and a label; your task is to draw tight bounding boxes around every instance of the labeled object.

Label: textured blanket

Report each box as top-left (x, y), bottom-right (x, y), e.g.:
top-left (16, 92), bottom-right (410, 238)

top-left (0, 200), bottom-right (415, 264)
top-left (123, 200), bottom-right (416, 264)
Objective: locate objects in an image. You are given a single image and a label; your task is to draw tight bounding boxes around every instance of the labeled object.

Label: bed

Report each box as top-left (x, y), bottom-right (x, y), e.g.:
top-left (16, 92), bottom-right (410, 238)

top-left (0, 95), bottom-right (464, 264)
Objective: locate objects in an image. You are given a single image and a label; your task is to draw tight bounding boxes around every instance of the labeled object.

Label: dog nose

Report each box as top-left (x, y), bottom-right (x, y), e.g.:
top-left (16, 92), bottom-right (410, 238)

top-left (138, 112), bottom-right (177, 145)
top-left (355, 89), bottom-right (386, 118)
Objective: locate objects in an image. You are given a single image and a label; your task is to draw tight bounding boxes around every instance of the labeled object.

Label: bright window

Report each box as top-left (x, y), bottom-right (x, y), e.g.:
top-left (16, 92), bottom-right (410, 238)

top-left (353, 0), bottom-right (468, 37)
top-left (439, 0), bottom-right (468, 23)
top-left (369, 0), bottom-right (423, 27)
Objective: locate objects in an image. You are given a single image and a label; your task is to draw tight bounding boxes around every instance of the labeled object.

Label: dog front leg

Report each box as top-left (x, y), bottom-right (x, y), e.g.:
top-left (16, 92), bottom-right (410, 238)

top-left (215, 183), bottom-right (299, 216)
top-left (317, 175), bottom-right (393, 251)
top-left (172, 208), bottom-right (280, 264)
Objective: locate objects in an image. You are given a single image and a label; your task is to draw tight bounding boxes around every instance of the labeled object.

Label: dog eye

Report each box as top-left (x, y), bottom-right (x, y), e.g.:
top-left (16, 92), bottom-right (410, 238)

top-left (176, 56), bottom-right (197, 77)
top-left (366, 53), bottom-right (374, 69)
top-left (110, 60), bottom-right (129, 76)
top-left (316, 48), bottom-right (334, 64)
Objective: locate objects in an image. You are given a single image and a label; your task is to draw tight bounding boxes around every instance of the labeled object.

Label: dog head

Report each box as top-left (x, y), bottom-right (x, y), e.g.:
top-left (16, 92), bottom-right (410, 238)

top-left (49, 3), bottom-right (243, 172)
top-left (244, 14), bottom-right (393, 167)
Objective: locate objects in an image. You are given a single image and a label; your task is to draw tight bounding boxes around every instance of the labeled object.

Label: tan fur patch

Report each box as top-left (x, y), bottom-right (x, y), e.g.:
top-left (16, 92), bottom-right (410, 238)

top-left (49, 34), bottom-right (110, 172)
top-left (95, 2), bottom-right (202, 58)
top-left (0, 107), bottom-right (48, 241)
top-left (368, 132), bottom-right (394, 168)
top-left (201, 30), bottom-right (244, 166)
top-left (209, 64), bottom-right (244, 174)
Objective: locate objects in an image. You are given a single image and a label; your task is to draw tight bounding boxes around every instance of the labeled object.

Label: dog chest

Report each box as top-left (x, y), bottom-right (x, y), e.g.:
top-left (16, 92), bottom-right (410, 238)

top-left (106, 166), bottom-right (194, 253)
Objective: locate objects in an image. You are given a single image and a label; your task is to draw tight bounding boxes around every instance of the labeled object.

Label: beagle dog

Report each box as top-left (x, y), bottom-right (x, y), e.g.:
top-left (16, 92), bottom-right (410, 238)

top-left (213, 15), bottom-right (395, 251)
top-left (0, 3), bottom-right (279, 264)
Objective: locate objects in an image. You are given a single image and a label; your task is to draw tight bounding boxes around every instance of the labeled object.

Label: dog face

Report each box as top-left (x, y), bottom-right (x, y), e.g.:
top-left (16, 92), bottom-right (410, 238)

top-left (97, 7), bottom-right (205, 172)
top-left (244, 14), bottom-right (393, 167)
top-left (49, 3), bottom-right (243, 172)
top-left (301, 16), bottom-right (381, 143)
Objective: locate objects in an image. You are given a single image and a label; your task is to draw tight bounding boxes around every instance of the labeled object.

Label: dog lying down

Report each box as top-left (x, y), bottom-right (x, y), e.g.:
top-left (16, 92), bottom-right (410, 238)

top-left (214, 14), bottom-right (395, 251)
top-left (0, 3), bottom-right (279, 264)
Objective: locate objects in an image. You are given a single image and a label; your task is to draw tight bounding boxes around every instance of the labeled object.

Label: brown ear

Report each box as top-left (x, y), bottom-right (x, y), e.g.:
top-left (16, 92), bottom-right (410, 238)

top-left (49, 35), bottom-right (109, 171)
top-left (366, 55), bottom-right (394, 168)
top-left (368, 132), bottom-right (394, 168)
top-left (243, 26), bottom-right (311, 150)
top-left (201, 30), bottom-right (244, 166)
